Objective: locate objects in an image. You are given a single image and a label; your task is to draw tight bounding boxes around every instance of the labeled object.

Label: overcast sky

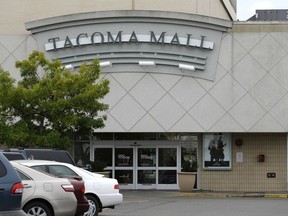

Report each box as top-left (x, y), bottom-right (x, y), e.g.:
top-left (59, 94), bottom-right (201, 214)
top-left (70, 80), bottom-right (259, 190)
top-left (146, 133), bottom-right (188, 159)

top-left (237, 0), bottom-right (288, 20)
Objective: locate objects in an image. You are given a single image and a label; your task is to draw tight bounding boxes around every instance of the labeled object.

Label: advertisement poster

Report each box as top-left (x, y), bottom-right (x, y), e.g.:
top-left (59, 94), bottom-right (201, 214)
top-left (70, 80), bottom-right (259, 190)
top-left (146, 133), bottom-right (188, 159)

top-left (203, 133), bottom-right (231, 170)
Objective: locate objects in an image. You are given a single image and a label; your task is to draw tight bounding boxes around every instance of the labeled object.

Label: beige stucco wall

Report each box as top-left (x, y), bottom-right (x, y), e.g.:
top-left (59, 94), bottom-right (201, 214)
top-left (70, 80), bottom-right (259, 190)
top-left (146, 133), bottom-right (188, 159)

top-left (0, 0), bottom-right (231, 34)
top-left (2, 21), bottom-right (288, 133)
top-left (200, 133), bottom-right (287, 192)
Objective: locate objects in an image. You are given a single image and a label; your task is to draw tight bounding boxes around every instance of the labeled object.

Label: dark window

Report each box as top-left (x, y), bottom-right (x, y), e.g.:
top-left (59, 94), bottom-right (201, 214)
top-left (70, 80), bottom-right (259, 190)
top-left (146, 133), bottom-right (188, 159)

top-left (3, 153), bottom-right (26, 160)
top-left (158, 148), bottom-right (177, 167)
top-left (93, 133), bottom-right (114, 140)
top-left (158, 170), bottom-right (177, 184)
top-left (94, 148), bottom-right (113, 167)
top-left (0, 161), bottom-right (7, 177)
top-left (115, 170), bottom-right (133, 184)
top-left (115, 148), bottom-right (133, 167)
top-left (115, 133), bottom-right (157, 140)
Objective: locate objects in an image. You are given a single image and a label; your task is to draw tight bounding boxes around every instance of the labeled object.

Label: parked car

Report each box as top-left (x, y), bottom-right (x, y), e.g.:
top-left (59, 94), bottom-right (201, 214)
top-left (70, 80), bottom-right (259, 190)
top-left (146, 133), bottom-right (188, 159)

top-left (14, 160), bottom-right (123, 216)
top-left (0, 150), bottom-right (27, 161)
top-left (66, 176), bottom-right (90, 216)
top-left (0, 152), bottom-right (27, 216)
top-left (2, 148), bottom-right (75, 165)
top-left (10, 161), bottom-right (77, 216)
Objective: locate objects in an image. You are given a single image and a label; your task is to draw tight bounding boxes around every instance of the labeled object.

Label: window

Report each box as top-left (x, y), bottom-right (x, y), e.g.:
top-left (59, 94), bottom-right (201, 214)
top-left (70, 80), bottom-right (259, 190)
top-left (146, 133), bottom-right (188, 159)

top-left (16, 170), bottom-right (31, 180)
top-left (94, 148), bottom-right (112, 167)
top-left (0, 161), bottom-right (7, 177)
top-left (115, 148), bottom-right (133, 167)
top-left (158, 148), bottom-right (176, 167)
top-left (31, 165), bottom-right (46, 173)
top-left (47, 165), bottom-right (78, 177)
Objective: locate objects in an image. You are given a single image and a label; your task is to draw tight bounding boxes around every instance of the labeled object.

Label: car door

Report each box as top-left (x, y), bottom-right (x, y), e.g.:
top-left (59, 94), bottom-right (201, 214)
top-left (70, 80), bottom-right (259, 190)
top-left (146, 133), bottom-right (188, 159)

top-left (15, 169), bottom-right (36, 205)
top-left (0, 159), bottom-right (7, 210)
top-left (0, 153), bottom-right (23, 212)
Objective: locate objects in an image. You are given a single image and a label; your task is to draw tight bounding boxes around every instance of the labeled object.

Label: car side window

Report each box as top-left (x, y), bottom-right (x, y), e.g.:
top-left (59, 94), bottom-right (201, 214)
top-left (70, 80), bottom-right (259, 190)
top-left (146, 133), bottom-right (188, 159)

top-left (0, 161), bottom-right (7, 177)
top-left (16, 169), bottom-right (31, 180)
top-left (32, 165), bottom-right (46, 173)
top-left (48, 165), bottom-right (78, 177)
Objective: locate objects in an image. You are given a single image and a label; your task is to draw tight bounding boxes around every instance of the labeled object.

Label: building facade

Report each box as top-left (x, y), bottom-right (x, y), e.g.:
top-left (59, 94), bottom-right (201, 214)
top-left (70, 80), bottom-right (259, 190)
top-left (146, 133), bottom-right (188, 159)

top-left (1, 0), bottom-right (288, 192)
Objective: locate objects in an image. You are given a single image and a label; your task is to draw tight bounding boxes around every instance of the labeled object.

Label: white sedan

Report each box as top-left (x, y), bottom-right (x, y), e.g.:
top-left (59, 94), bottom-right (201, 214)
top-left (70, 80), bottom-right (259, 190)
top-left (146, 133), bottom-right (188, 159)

top-left (10, 161), bottom-right (77, 216)
top-left (14, 160), bottom-right (123, 216)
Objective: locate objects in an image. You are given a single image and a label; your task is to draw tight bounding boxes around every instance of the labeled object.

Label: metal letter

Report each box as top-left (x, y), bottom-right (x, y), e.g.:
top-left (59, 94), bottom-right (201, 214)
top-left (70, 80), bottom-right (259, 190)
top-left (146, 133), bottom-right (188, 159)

top-left (150, 31), bottom-right (166, 44)
top-left (170, 33), bottom-right (180, 45)
top-left (76, 33), bottom-right (88, 46)
top-left (200, 35), bottom-right (206, 48)
top-left (48, 37), bottom-right (60, 50)
top-left (186, 34), bottom-right (192, 47)
top-left (64, 36), bottom-right (74, 48)
top-left (129, 31), bottom-right (138, 43)
top-left (107, 31), bottom-right (122, 43)
top-left (91, 32), bottom-right (104, 44)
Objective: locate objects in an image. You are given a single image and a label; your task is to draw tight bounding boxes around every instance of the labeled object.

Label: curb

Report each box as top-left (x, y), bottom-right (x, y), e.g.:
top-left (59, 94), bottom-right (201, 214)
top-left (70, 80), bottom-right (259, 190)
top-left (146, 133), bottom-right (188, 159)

top-left (176, 193), bottom-right (227, 198)
top-left (174, 192), bottom-right (288, 199)
top-left (264, 194), bottom-right (288, 198)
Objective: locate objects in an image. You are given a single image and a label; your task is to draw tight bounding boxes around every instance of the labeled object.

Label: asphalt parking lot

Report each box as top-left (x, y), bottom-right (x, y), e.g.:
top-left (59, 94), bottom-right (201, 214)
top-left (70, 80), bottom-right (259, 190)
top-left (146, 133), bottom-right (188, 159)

top-left (101, 190), bottom-right (288, 216)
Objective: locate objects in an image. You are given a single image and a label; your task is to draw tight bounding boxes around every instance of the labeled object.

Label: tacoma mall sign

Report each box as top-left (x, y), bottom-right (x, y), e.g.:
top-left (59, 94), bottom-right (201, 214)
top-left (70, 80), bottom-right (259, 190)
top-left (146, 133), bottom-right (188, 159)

top-left (25, 11), bottom-right (232, 81)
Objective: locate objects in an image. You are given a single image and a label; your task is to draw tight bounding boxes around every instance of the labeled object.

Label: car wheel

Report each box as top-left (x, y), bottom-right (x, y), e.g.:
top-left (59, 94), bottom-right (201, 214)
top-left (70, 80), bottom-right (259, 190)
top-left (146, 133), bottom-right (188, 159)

top-left (83, 195), bottom-right (100, 216)
top-left (23, 201), bottom-right (52, 216)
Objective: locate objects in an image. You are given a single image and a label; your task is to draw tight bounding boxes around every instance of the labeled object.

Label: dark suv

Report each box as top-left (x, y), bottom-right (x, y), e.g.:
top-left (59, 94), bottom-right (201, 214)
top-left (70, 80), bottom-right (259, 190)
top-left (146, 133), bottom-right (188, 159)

top-left (1, 151), bottom-right (27, 161)
top-left (0, 152), bottom-right (27, 216)
top-left (2, 148), bottom-right (75, 165)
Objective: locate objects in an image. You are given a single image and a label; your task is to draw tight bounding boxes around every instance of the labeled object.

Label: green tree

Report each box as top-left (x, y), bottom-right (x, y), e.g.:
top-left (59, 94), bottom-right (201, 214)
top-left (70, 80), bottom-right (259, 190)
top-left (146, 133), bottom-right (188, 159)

top-left (0, 51), bottom-right (109, 149)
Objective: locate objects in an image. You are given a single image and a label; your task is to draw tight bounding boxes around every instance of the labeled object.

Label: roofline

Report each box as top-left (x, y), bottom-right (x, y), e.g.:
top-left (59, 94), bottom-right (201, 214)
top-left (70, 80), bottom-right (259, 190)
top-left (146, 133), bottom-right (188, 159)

top-left (221, 0), bottom-right (237, 21)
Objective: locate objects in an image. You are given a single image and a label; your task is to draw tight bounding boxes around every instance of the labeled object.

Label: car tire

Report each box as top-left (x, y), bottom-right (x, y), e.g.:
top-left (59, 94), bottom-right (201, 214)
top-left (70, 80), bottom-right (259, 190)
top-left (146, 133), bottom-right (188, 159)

top-left (84, 195), bottom-right (100, 216)
top-left (23, 201), bottom-right (52, 216)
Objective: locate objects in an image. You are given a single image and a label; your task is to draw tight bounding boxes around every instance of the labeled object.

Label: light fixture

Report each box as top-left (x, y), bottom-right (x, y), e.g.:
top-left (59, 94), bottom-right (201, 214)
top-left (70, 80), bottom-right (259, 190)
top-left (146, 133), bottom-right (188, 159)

top-left (179, 64), bottom-right (196, 72)
top-left (100, 61), bottom-right (112, 67)
top-left (64, 64), bottom-right (74, 70)
top-left (139, 61), bottom-right (155, 67)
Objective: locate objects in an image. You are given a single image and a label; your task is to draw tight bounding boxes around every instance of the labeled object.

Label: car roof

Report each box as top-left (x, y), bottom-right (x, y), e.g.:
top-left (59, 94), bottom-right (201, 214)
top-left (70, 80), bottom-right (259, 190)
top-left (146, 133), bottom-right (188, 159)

top-left (2, 148), bottom-right (75, 165)
top-left (14, 159), bottom-right (71, 166)
top-left (13, 159), bottom-right (105, 178)
top-left (11, 161), bottom-right (70, 181)
top-left (24, 149), bottom-right (75, 165)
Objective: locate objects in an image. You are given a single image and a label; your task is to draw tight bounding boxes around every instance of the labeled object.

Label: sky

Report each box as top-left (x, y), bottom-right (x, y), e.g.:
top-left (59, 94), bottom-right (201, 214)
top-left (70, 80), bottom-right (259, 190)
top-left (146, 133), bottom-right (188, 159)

top-left (237, 0), bottom-right (288, 21)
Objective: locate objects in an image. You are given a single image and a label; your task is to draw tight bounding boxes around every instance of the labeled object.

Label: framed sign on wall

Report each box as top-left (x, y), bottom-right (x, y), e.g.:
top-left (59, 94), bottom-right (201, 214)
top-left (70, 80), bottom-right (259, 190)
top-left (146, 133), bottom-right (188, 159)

top-left (203, 133), bottom-right (231, 170)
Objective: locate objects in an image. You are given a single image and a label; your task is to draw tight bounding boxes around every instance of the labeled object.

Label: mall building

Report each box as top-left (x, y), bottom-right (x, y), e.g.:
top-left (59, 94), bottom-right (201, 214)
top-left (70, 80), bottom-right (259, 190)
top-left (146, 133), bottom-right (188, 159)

top-left (1, 0), bottom-right (288, 192)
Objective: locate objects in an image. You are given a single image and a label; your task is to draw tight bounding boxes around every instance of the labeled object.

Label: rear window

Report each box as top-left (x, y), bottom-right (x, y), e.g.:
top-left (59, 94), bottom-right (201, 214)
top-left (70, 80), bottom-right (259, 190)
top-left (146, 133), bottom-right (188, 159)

top-left (0, 161), bottom-right (7, 177)
top-left (3, 153), bottom-right (26, 161)
top-left (48, 165), bottom-right (78, 177)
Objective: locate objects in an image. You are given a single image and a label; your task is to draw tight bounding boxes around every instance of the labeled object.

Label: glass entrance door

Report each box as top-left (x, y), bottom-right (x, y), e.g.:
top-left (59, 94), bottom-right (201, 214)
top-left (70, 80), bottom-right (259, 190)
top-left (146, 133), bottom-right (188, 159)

top-left (114, 147), bottom-right (134, 187)
top-left (136, 147), bottom-right (156, 189)
top-left (157, 146), bottom-right (178, 190)
top-left (113, 146), bottom-right (157, 189)
top-left (92, 141), bottom-right (180, 190)
top-left (114, 144), bottom-right (179, 190)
